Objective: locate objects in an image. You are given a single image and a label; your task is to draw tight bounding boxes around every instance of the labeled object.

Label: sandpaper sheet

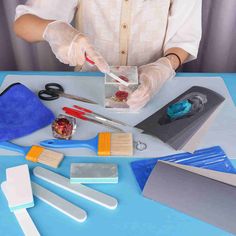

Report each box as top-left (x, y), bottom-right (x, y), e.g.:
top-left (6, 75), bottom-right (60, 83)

top-left (169, 104), bottom-right (224, 152)
top-left (130, 146), bottom-right (236, 190)
top-left (136, 86), bottom-right (225, 150)
top-left (143, 161), bottom-right (236, 234)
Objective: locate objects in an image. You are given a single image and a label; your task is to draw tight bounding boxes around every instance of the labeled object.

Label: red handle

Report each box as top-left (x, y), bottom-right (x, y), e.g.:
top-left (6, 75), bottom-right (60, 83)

top-left (63, 107), bottom-right (88, 121)
top-left (73, 105), bottom-right (92, 114)
top-left (85, 53), bottom-right (95, 65)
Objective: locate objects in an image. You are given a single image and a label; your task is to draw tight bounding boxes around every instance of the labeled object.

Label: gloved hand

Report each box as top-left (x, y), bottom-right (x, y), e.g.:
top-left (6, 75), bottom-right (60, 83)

top-left (127, 57), bottom-right (176, 111)
top-left (43, 21), bottom-right (109, 73)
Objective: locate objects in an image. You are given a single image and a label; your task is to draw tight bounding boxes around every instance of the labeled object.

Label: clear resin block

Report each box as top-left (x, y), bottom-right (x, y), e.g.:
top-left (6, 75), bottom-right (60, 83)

top-left (105, 66), bottom-right (138, 111)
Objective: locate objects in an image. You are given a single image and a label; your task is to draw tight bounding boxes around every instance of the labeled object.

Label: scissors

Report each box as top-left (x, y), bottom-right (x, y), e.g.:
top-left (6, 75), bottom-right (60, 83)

top-left (38, 83), bottom-right (98, 104)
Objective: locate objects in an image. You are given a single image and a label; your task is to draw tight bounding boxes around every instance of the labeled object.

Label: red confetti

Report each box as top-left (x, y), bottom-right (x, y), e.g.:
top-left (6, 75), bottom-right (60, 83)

top-left (115, 91), bottom-right (129, 101)
top-left (52, 118), bottom-right (73, 138)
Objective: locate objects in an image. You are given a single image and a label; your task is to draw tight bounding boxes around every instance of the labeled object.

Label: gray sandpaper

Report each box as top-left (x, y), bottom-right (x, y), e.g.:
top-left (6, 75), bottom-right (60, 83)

top-left (179, 105), bottom-right (223, 152)
top-left (143, 161), bottom-right (236, 234)
top-left (136, 86), bottom-right (225, 150)
top-left (168, 104), bottom-right (223, 151)
top-left (168, 108), bottom-right (215, 149)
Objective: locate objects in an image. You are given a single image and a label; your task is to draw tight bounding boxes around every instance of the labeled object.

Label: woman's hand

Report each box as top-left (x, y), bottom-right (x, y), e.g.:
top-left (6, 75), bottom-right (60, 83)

top-left (43, 21), bottom-right (109, 73)
top-left (127, 57), bottom-right (176, 111)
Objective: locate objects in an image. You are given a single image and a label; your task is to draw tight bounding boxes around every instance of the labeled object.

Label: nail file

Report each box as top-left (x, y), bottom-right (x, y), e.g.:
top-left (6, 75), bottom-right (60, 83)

top-left (31, 182), bottom-right (87, 223)
top-left (70, 163), bottom-right (118, 184)
top-left (33, 167), bottom-right (118, 210)
top-left (1, 165), bottom-right (40, 236)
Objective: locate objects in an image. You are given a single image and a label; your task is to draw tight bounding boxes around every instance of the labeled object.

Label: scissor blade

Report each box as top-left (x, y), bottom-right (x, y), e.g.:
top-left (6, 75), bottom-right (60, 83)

top-left (60, 93), bottom-right (98, 104)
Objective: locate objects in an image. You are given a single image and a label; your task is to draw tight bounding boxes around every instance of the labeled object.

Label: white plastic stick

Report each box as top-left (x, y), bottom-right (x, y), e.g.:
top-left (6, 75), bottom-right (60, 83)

top-left (33, 167), bottom-right (118, 210)
top-left (107, 72), bottom-right (129, 87)
top-left (31, 182), bottom-right (87, 223)
top-left (1, 181), bottom-right (40, 236)
top-left (14, 209), bottom-right (40, 236)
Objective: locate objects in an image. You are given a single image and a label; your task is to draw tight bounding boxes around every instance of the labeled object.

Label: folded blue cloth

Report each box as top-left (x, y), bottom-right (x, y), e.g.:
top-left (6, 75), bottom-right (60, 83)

top-left (0, 83), bottom-right (55, 141)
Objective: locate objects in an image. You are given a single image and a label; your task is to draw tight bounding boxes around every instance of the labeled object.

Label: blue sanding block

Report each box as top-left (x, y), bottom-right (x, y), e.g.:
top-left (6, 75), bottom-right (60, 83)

top-left (70, 163), bottom-right (118, 184)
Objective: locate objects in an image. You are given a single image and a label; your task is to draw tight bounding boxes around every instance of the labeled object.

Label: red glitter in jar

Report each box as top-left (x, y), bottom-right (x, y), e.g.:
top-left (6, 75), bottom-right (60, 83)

top-left (52, 115), bottom-right (76, 139)
top-left (115, 91), bottom-right (129, 101)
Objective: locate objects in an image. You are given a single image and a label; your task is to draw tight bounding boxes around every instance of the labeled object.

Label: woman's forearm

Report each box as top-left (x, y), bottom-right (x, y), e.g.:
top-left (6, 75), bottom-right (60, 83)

top-left (14, 14), bottom-right (54, 43)
top-left (164, 47), bottom-right (190, 70)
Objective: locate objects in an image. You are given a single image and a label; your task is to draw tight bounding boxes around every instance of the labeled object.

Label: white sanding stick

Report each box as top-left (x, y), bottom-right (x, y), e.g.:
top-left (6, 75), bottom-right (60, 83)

top-left (31, 182), bottom-right (87, 223)
top-left (33, 167), bottom-right (118, 210)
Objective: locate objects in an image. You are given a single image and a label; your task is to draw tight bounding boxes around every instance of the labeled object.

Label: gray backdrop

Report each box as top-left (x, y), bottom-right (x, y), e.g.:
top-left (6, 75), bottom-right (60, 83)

top-left (1, 0), bottom-right (236, 72)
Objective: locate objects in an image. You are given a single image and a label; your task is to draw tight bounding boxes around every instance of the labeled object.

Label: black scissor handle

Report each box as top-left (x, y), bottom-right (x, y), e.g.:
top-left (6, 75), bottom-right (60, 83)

top-left (38, 89), bottom-right (60, 101)
top-left (38, 83), bottom-right (64, 101)
top-left (45, 83), bottom-right (64, 93)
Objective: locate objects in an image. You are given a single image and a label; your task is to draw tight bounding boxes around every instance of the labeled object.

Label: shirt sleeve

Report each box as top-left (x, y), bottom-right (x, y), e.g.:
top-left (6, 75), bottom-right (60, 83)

top-left (164, 0), bottom-right (202, 62)
top-left (15, 0), bottom-right (78, 23)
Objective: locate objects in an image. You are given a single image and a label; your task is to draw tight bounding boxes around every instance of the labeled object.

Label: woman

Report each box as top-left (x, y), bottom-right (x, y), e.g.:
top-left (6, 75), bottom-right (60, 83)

top-left (14, 0), bottom-right (202, 110)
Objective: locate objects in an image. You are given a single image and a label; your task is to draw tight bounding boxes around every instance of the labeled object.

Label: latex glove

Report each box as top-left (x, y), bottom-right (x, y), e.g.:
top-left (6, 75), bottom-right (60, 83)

top-left (43, 21), bottom-right (109, 73)
top-left (127, 57), bottom-right (176, 111)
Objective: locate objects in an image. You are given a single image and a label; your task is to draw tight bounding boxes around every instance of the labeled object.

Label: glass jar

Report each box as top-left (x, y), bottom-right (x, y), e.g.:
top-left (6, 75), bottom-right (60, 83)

top-left (52, 114), bottom-right (77, 140)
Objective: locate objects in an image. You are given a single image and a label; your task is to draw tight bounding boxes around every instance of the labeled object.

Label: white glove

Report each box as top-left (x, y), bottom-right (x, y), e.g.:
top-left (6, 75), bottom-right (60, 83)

top-left (127, 57), bottom-right (176, 111)
top-left (43, 21), bottom-right (109, 73)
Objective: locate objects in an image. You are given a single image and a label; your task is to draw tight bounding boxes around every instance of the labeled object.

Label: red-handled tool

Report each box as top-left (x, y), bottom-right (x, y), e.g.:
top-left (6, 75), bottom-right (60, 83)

top-left (73, 105), bottom-right (92, 114)
top-left (63, 107), bottom-right (88, 121)
top-left (72, 105), bottom-right (130, 127)
top-left (85, 53), bottom-right (95, 65)
top-left (85, 53), bottom-right (129, 87)
top-left (63, 107), bottom-right (124, 131)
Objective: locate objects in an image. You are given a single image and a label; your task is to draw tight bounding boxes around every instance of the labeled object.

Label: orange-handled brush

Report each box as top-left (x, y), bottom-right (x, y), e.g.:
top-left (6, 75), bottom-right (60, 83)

top-left (0, 141), bottom-right (64, 168)
top-left (40, 132), bottom-right (133, 156)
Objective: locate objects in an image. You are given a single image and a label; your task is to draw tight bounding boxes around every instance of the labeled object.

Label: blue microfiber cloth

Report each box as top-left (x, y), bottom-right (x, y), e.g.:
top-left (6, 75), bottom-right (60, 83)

top-left (0, 83), bottom-right (55, 141)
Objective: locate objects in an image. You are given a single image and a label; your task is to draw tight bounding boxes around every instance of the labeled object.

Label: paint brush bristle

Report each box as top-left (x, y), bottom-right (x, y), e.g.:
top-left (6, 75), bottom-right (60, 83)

top-left (110, 133), bottom-right (133, 156)
top-left (98, 132), bottom-right (133, 156)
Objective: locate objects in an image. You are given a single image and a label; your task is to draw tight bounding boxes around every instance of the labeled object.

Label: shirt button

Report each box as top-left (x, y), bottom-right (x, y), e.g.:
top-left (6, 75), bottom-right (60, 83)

top-left (122, 24), bottom-right (127, 29)
top-left (121, 50), bottom-right (126, 55)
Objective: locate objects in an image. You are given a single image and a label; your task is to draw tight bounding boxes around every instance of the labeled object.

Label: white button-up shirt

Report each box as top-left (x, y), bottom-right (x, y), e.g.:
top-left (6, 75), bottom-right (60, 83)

top-left (15, 0), bottom-right (202, 69)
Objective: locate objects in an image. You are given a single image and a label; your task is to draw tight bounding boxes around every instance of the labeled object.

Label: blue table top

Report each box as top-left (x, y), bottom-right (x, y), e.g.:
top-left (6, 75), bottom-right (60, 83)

top-left (0, 71), bottom-right (235, 236)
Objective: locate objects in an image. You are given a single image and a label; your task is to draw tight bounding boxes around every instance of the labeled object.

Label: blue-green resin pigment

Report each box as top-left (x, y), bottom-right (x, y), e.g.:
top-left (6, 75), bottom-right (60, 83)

top-left (167, 100), bottom-right (192, 120)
